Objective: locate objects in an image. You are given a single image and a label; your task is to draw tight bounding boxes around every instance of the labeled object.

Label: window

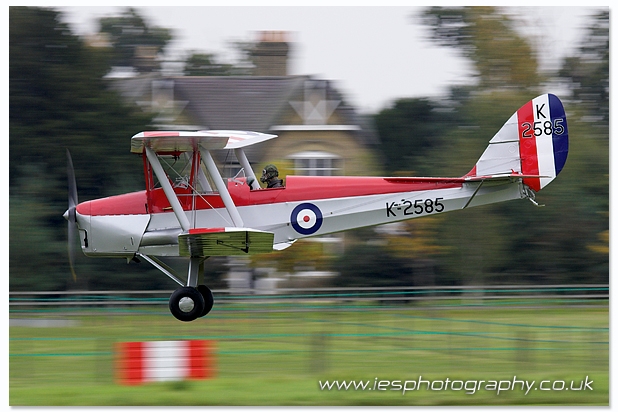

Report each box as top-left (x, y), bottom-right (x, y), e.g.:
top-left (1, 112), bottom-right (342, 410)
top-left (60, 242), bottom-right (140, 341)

top-left (289, 151), bottom-right (342, 176)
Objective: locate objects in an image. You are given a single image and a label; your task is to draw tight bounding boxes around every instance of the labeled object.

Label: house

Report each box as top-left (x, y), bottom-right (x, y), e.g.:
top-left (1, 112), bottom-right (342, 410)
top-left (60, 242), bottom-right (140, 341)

top-left (108, 31), bottom-right (381, 177)
top-left (107, 31), bottom-right (383, 290)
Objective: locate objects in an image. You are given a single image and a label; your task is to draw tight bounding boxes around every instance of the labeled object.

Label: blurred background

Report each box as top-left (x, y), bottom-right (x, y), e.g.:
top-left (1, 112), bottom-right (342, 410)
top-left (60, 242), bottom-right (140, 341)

top-left (9, 6), bottom-right (609, 292)
top-left (9, 6), bottom-right (609, 406)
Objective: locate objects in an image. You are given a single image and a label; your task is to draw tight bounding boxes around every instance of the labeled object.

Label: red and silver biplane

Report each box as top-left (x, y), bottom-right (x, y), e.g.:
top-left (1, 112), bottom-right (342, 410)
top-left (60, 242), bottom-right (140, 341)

top-left (65, 93), bottom-right (568, 321)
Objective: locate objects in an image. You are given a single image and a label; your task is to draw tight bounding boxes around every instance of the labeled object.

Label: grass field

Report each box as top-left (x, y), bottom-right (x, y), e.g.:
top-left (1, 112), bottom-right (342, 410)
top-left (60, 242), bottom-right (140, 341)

top-left (9, 300), bottom-right (609, 406)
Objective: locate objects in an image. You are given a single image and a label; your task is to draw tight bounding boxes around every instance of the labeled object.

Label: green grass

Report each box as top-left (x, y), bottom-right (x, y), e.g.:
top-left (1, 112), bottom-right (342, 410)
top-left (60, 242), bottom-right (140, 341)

top-left (9, 302), bottom-right (609, 406)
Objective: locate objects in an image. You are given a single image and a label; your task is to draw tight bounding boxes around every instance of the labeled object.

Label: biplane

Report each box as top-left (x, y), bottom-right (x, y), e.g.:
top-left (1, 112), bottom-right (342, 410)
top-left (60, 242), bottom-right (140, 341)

top-left (65, 93), bottom-right (568, 321)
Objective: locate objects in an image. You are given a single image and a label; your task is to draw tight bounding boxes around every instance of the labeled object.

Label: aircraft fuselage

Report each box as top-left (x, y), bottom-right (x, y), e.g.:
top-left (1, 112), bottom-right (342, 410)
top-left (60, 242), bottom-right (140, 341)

top-left (74, 175), bottom-right (524, 258)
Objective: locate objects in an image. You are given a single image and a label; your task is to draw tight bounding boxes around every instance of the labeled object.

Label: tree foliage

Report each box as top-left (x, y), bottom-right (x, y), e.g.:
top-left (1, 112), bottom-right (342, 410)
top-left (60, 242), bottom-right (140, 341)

top-left (183, 41), bottom-right (255, 76)
top-left (336, 7), bottom-right (608, 288)
top-left (419, 6), bottom-right (541, 89)
top-left (331, 243), bottom-right (412, 287)
top-left (184, 53), bottom-right (239, 76)
top-left (10, 7), bottom-right (156, 291)
top-left (98, 7), bottom-right (172, 73)
top-left (558, 9), bottom-right (609, 124)
top-left (374, 98), bottom-right (461, 176)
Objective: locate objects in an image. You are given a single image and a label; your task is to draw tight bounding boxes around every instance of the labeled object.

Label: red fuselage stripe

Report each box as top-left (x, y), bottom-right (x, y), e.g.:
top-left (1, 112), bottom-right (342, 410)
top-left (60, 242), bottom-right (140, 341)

top-left (76, 175), bottom-right (463, 216)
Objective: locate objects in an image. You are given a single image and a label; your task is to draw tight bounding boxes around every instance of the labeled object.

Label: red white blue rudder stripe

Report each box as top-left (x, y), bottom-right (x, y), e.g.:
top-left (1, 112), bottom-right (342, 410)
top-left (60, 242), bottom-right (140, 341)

top-left (517, 94), bottom-right (569, 192)
top-left (472, 94), bottom-right (568, 192)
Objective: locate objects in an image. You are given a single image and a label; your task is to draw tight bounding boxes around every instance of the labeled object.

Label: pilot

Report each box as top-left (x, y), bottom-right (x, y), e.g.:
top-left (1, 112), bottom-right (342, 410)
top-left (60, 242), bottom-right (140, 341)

top-left (261, 164), bottom-right (284, 188)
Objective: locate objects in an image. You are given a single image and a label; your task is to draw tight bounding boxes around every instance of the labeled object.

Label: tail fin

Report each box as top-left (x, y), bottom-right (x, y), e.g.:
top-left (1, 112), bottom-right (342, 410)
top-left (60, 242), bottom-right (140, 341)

top-left (470, 94), bottom-right (569, 192)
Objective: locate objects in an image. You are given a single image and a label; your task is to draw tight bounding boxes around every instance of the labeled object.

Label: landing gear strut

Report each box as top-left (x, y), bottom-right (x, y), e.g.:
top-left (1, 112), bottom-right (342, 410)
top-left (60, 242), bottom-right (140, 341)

top-left (136, 253), bottom-right (215, 322)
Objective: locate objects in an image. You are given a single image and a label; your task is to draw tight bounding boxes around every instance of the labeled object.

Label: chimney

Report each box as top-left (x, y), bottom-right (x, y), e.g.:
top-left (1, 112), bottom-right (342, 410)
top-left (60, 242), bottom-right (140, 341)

top-left (252, 31), bottom-right (290, 76)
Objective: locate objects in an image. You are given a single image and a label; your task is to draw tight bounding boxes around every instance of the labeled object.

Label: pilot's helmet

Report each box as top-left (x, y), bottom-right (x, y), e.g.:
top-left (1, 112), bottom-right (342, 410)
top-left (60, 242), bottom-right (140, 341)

top-left (261, 164), bottom-right (279, 182)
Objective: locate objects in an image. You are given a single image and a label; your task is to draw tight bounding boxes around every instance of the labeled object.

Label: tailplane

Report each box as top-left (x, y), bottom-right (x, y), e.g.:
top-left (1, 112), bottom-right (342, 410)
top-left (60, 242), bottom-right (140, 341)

top-left (469, 94), bottom-right (569, 192)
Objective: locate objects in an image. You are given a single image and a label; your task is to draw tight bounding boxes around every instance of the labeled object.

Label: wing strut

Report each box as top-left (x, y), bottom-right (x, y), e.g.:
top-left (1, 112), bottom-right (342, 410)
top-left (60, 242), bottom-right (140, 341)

top-left (200, 148), bottom-right (244, 228)
top-left (145, 146), bottom-right (191, 232)
top-left (234, 148), bottom-right (260, 190)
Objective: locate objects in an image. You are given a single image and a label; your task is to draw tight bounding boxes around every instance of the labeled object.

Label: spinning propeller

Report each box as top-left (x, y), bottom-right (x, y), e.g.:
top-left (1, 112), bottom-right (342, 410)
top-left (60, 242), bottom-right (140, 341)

top-left (65, 149), bottom-right (78, 281)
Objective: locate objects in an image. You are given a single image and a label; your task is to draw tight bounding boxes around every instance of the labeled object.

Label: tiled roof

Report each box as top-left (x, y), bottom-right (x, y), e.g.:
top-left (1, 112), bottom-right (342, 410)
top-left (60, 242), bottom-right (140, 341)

top-left (107, 74), bottom-right (380, 163)
top-left (172, 75), bottom-right (307, 133)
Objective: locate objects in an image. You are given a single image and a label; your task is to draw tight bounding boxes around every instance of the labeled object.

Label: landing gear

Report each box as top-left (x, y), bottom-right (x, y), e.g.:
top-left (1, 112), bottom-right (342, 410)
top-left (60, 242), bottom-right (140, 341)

top-left (168, 285), bottom-right (214, 322)
top-left (169, 287), bottom-right (205, 322)
top-left (197, 285), bottom-right (214, 317)
top-left (136, 253), bottom-right (216, 322)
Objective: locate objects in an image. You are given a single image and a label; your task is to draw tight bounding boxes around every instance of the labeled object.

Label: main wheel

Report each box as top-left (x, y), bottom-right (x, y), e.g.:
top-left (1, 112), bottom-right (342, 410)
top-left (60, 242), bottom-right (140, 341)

top-left (169, 287), bottom-right (205, 322)
top-left (197, 285), bottom-right (214, 317)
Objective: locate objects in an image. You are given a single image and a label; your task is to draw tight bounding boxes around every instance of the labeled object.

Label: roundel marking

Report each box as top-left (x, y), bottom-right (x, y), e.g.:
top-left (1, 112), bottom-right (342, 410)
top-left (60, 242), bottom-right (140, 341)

top-left (291, 203), bottom-right (323, 235)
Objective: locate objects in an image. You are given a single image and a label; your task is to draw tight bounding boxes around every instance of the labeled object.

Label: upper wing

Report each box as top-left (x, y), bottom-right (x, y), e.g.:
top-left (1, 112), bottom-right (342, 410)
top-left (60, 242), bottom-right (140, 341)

top-left (131, 130), bottom-right (277, 154)
top-left (131, 131), bottom-right (229, 154)
top-left (218, 130), bottom-right (278, 150)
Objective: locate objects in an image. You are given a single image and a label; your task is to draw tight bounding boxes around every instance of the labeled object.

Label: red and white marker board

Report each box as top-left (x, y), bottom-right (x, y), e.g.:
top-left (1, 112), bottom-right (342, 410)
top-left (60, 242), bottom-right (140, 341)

top-left (116, 340), bottom-right (215, 385)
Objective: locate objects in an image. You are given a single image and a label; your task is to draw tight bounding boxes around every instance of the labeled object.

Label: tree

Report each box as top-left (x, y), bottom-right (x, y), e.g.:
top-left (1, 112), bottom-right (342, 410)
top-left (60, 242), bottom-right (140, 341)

top-left (374, 98), bottom-right (460, 176)
top-left (331, 242), bottom-right (412, 288)
top-left (366, 7), bottom-right (608, 288)
top-left (419, 6), bottom-right (541, 90)
top-left (183, 53), bottom-right (237, 76)
top-left (183, 40), bottom-right (255, 76)
top-left (10, 7), bottom-right (155, 291)
top-left (98, 7), bottom-right (172, 73)
top-left (558, 9), bottom-right (609, 124)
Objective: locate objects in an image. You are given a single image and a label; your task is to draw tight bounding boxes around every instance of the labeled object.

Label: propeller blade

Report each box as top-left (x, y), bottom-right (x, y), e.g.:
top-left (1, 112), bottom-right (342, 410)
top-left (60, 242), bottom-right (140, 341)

top-left (67, 149), bottom-right (78, 209)
top-left (66, 149), bottom-right (78, 282)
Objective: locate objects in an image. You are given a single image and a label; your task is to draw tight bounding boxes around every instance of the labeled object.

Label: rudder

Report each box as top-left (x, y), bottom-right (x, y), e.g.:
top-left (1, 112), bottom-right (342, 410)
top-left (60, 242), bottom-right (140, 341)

top-left (472, 94), bottom-right (569, 192)
top-left (517, 94), bottom-right (568, 191)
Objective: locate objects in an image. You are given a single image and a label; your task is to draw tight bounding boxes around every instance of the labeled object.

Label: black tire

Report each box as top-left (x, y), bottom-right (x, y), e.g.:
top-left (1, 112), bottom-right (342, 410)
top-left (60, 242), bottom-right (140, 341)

top-left (169, 287), bottom-right (205, 322)
top-left (197, 285), bottom-right (214, 317)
